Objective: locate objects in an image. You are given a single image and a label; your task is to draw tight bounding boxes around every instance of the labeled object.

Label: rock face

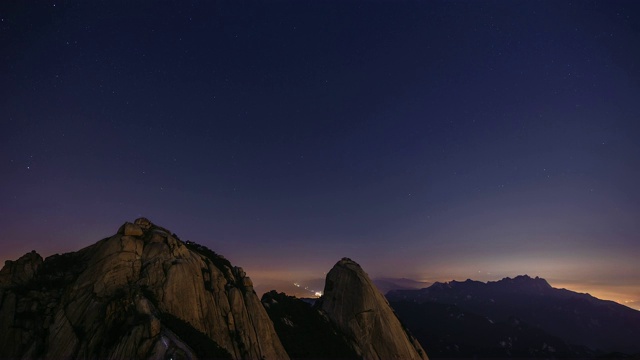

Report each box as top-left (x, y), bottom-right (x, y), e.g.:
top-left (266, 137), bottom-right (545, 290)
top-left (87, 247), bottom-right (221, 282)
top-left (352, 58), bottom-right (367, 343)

top-left (317, 258), bottom-right (428, 360)
top-left (0, 218), bottom-right (288, 359)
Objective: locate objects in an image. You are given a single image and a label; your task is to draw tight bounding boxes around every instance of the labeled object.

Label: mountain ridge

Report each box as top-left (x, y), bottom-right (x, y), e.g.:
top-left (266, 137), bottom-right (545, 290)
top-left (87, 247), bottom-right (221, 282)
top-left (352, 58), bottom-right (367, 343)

top-left (387, 274), bottom-right (640, 354)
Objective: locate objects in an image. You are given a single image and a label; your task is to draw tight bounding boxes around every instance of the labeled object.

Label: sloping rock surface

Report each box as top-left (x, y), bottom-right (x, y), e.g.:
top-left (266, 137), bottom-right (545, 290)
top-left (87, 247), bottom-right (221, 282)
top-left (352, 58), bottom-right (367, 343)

top-left (0, 218), bottom-right (288, 360)
top-left (317, 258), bottom-right (428, 360)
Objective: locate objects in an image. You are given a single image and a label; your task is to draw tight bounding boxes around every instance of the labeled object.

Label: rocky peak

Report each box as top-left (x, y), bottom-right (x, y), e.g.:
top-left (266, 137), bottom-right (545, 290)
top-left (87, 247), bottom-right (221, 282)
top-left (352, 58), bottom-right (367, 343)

top-left (0, 218), bottom-right (288, 360)
top-left (0, 250), bottom-right (43, 286)
top-left (318, 258), bottom-right (428, 359)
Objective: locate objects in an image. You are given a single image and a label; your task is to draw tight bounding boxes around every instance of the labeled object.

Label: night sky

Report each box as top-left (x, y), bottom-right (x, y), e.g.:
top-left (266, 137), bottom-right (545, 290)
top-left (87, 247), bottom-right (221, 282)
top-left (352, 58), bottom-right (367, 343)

top-left (1, 1), bottom-right (639, 308)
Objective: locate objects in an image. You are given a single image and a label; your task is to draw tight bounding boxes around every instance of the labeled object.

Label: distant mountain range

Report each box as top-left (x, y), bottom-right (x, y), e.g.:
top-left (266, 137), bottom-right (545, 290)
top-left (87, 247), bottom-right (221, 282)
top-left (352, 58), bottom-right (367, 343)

top-left (387, 275), bottom-right (640, 357)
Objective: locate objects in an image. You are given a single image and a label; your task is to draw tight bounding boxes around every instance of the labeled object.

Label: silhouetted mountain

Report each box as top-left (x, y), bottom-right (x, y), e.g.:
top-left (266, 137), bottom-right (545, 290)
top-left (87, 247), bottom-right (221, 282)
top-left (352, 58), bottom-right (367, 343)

top-left (387, 275), bottom-right (640, 354)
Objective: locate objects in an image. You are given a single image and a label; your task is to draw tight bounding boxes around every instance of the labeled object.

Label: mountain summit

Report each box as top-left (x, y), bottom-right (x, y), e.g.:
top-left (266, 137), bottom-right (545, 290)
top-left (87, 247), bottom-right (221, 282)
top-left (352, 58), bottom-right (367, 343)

top-left (317, 258), bottom-right (428, 360)
top-left (494, 275), bottom-right (553, 291)
top-left (0, 218), bottom-right (288, 359)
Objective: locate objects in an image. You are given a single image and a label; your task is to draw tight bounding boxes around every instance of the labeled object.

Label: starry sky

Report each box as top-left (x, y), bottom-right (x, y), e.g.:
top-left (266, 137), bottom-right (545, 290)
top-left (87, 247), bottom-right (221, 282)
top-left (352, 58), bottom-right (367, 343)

top-left (1, 1), bottom-right (639, 308)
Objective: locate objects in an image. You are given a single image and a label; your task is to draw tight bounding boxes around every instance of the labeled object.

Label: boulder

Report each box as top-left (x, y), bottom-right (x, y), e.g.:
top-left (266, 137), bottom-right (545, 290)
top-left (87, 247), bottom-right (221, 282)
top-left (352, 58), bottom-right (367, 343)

top-left (134, 217), bottom-right (152, 230)
top-left (119, 222), bottom-right (144, 236)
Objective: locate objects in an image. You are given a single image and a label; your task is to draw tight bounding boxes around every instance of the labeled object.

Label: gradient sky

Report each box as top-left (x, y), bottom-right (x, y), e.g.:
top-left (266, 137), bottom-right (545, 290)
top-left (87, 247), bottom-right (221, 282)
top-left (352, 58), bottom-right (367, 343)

top-left (1, 1), bottom-right (639, 308)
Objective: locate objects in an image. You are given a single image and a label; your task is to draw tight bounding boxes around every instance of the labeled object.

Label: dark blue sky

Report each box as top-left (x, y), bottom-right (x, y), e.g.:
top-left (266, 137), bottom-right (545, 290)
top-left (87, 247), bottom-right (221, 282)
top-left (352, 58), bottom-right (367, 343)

top-left (1, 0), bottom-right (639, 306)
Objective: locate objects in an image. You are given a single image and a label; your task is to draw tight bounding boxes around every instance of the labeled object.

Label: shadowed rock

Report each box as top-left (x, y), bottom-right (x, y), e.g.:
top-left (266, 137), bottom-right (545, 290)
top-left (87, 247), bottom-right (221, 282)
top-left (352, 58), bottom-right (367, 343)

top-left (261, 290), bottom-right (360, 359)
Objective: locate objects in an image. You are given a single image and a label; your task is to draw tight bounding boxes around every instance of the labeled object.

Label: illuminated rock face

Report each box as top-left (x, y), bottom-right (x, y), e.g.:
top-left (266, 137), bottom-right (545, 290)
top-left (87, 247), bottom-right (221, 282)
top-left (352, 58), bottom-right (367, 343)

top-left (318, 258), bottom-right (429, 360)
top-left (0, 218), bottom-right (288, 360)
